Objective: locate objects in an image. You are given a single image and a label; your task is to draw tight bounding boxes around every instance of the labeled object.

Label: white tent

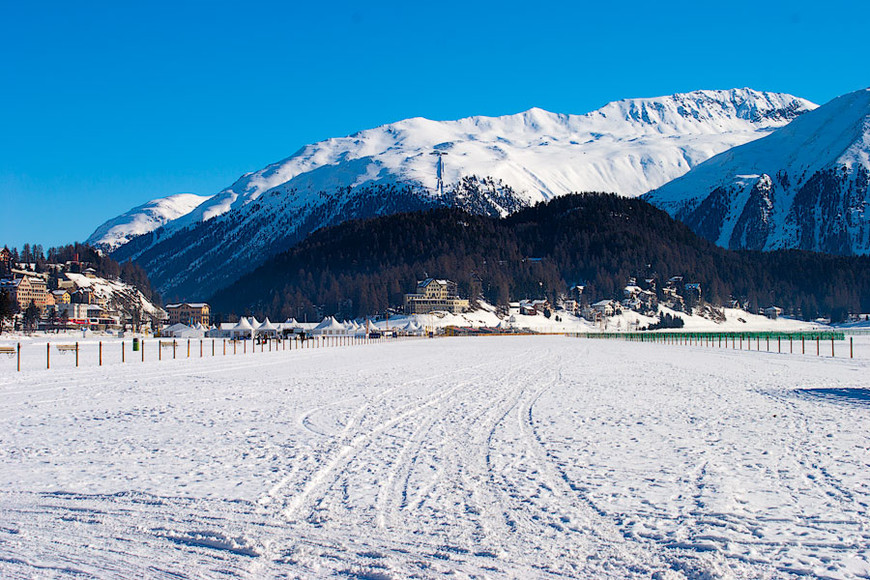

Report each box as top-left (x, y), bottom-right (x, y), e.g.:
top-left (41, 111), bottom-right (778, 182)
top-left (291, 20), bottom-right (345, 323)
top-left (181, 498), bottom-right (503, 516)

top-left (313, 316), bottom-right (348, 336)
top-left (257, 318), bottom-right (279, 337)
top-left (403, 320), bottom-right (426, 336)
top-left (162, 323), bottom-right (205, 338)
top-left (231, 317), bottom-right (254, 339)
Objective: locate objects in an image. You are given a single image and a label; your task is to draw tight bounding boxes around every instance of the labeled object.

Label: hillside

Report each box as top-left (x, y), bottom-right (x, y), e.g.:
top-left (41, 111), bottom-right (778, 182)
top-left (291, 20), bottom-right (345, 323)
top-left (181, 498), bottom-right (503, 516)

top-left (103, 89), bottom-right (814, 299)
top-left (86, 193), bottom-right (213, 252)
top-left (645, 88), bottom-right (870, 255)
top-left (209, 194), bottom-right (870, 322)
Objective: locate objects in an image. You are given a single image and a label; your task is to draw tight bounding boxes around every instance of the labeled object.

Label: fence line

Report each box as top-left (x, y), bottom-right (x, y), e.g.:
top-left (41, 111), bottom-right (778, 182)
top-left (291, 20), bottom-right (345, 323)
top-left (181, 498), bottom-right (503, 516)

top-left (569, 330), bottom-right (851, 358)
top-left (4, 333), bottom-right (426, 372)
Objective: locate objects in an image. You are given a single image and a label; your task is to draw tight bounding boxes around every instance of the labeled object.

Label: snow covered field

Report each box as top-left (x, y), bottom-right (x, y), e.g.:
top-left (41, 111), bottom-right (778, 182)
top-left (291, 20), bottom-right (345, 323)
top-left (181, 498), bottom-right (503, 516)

top-left (2, 336), bottom-right (869, 578)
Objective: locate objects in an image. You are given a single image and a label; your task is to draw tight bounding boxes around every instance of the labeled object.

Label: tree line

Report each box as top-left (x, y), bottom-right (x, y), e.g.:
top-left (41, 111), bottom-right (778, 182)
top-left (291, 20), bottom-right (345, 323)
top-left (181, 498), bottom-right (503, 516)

top-left (209, 193), bottom-right (870, 321)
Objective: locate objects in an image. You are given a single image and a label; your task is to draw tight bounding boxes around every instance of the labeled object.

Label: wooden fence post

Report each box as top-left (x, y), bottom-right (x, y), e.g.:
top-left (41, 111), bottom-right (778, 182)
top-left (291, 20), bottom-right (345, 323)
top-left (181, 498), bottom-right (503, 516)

top-left (142, 339), bottom-right (145, 362)
top-left (122, 341), bottom-right (125, 363)
top-left (99, 341), bottom-right (102, 366)
top-left (47, 342), bottom-right (50, 370)
top-left (17, 343), bottom-right (21, 372)
top-left (76, 342), bottom-right (79, 367)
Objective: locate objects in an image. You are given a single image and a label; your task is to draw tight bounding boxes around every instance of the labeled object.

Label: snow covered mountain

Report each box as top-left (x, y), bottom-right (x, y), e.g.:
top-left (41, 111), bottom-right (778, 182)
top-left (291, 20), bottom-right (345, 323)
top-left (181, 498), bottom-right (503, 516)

top-left (86, 193), bottom-right (212, 252)
top-left (645, 88), bottom-right (870, 255)
top-left (103, 89), bottom-right (815, 298)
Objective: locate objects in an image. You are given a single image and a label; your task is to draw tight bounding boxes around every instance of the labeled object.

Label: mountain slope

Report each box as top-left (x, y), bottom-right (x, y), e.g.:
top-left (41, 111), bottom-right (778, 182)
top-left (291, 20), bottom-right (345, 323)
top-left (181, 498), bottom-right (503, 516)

top-left (645, 88), bottom-right (870, 255)
top-left (208, 194), bottom-right (870, 322)
top-left (86, 193), bottom-right (212, 252)
top-left (106, 89), bottom-right (815, 298)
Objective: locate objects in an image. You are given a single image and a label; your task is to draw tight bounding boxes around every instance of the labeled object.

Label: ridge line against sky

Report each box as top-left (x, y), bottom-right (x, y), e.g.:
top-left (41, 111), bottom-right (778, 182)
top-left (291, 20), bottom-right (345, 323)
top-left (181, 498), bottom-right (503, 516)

top-left (2, 0), bottom-right (869, 248)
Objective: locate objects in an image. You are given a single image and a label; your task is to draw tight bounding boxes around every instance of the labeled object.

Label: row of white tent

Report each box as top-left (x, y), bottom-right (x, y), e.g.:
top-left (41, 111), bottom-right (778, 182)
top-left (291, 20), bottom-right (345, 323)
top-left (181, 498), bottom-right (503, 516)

top-left (160, 316), bottom-right (428, 339)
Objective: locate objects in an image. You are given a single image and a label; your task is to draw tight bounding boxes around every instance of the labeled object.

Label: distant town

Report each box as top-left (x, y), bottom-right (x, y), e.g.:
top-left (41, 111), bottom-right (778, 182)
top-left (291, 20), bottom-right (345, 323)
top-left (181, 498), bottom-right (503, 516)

top-left (3, 243), bottom-right (843, 340)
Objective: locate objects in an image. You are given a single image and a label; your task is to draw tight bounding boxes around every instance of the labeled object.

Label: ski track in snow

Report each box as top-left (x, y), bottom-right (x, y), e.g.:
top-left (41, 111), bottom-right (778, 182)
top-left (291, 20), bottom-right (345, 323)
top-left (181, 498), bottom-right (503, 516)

top-left (1, 336), bottom-right (869, 578)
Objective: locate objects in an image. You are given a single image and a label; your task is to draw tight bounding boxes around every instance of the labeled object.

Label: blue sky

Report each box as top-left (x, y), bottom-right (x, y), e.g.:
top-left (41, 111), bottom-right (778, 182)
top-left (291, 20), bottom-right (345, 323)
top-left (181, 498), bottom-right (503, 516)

top-left (2, 0), bottom-right (868, 249)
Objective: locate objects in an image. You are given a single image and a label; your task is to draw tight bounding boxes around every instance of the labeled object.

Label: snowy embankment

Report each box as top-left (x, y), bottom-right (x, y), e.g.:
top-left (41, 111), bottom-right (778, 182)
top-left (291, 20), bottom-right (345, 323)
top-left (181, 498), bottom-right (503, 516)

top-left (381, 303), bottom-right (821, 334)
top-left (1, 336), bottom-right (869, 578)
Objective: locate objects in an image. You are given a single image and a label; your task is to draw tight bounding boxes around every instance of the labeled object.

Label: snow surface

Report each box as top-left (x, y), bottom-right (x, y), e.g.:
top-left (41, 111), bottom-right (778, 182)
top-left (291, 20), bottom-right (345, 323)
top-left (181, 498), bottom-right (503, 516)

top-left (2, 334), bottom-right (869, 578)
top-left (381, 303), bottom-right (820, 334)
top-left (86, 193), bottom-right (213, 251)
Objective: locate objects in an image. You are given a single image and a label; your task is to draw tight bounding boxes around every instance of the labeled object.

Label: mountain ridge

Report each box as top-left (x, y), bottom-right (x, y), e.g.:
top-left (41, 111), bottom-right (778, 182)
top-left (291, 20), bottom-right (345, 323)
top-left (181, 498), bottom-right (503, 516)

top-left (644, 88), bottom-right (870, 255)
top-left (95, 88), bottom-right (816, 299)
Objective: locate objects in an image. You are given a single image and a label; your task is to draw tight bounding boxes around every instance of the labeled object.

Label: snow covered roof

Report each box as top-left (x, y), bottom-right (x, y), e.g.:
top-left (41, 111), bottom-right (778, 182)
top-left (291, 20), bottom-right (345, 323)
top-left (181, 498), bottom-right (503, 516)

top-left (258, 318), bottom-right (278, 331)
top-left (233, 318), bottom-right (254, 330)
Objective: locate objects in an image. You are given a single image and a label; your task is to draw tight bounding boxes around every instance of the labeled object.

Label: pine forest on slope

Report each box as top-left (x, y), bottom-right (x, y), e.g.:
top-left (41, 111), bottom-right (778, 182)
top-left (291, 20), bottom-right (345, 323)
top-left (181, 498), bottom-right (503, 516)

top-left (209, 194), bottom-right (870, 322)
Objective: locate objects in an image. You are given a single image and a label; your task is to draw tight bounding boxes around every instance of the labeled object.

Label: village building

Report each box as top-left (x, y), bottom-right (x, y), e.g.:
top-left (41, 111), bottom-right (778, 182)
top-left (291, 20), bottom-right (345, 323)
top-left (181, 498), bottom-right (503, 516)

top-left (591, 299), bottom-right (618, 318)
top-left (764, 306), bottom-right (783, 319)
top-left (52, 289), bottom-right (72, 304)
top-left (404, 278), bottom-right (469, 315)
top-left (0, 275), bottom-right (49, 311)
top-left (518, 299), bottom-right (550, 316)
top-left (165, 302), bottom-right (211, 326)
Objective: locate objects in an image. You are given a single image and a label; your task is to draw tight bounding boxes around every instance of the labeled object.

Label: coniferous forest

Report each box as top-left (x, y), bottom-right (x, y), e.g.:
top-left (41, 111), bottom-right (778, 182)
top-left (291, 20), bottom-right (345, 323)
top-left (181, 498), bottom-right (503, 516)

top-left (209, 193), bottom-right (870, 322)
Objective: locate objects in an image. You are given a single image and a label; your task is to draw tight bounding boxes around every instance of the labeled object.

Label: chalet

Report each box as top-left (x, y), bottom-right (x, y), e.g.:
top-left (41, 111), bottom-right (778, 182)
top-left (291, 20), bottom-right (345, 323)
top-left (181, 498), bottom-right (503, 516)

top-left (764, 306), bottom-right (783, 320)
top-left (623, 285), bottom-right (642, 299)
top-left (519, 299), bottom-right (549, 316)
top-left (165, 302), bottom-right (211, 326)
top-left (51, 289), bottom-right (71, 304)
top-left (404, 278), bottom-right (469, 314)
top-left (591, 300), bottom-right (616, 318)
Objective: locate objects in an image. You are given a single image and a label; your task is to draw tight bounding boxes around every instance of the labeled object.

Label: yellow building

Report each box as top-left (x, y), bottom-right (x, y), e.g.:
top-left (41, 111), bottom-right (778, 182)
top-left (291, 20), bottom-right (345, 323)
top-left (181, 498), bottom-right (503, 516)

top-left (52, 289), bottom-right (72, 304)
top-left (404, 278), bottom-right (469, 314)
top-left (165, 302), bottom-right (210, 326)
